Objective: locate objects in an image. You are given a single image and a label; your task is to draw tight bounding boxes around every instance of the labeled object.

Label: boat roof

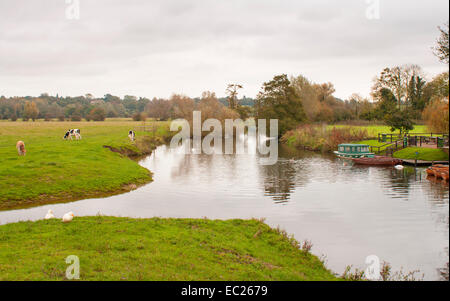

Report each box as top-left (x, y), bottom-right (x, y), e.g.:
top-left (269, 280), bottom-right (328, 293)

top-left (338, 144), bottom-right (370, 147)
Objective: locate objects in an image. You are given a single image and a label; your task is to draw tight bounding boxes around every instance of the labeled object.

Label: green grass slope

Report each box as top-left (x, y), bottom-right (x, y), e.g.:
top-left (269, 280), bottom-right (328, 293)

top-left (393, 147), bottom-right (449, 161)
top-left (0, 121), bottom-right (171, 210)
top-left (0, 217), bottom-right (338, 281)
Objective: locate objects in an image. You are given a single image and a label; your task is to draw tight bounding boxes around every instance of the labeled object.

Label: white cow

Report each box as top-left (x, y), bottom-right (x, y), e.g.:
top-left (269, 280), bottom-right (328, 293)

top-left (128, 130), bottom-right (135, 142)
top-left (64, 129), bottom-right (82, 140)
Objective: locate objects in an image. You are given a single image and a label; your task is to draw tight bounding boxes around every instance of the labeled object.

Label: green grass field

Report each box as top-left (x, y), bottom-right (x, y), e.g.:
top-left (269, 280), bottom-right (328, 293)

top-left (329, 125), bottom-right (428, 137)
top-left (0, 216), bottom-right (338, 281)
top-left (0, 120), bottom-right (171, 210)
top-left (393, 147), bottom-right (449, 161)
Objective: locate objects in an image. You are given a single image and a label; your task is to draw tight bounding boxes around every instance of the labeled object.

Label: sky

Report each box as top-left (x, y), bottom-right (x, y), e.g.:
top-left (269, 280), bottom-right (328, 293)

top-left (0, 0), bottom-right (448, 100)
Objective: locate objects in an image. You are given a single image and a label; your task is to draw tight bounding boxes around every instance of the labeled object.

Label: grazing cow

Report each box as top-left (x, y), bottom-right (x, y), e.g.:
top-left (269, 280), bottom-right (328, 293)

top-left (64, 129), bottom-right (81, 140)
top-left (128, 130), bottom-right (135, 142)
top-left (16, 141), bottom-right (26, 156)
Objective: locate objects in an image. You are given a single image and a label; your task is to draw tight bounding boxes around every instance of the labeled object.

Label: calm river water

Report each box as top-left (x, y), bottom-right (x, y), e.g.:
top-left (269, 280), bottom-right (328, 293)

top-left (0, 140), bottom-right (448, 280)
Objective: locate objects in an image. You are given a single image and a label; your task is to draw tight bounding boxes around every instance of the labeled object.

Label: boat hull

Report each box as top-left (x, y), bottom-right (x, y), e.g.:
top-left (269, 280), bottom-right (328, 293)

top-left (351, 156), bottom-right (402, 166)
top-left (426, 166), bottom-right (450, 182)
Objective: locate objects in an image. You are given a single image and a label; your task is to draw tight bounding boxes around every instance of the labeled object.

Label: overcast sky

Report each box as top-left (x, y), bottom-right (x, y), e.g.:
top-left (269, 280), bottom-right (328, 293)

top-left (0, 0), bottom-right (448, 100)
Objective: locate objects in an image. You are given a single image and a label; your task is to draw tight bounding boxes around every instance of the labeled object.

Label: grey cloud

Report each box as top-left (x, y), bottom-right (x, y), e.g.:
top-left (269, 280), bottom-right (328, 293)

top-left (0, 0), bottom-right (448, 99)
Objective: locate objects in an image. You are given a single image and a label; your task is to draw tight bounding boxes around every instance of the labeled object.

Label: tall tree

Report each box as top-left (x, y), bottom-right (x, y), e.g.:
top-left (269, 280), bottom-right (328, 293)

top-left (23, 101), bottom-right (39, 121)
top-left (433, 22), bottom-right (449, 64)
top-left (256, 74), bottom-right (306, 135)
top-left (348, 93), bottom-right (365, 119)
top-left (407, 75), bottom-right (426, 111)
top-left (225, 84), bottom-right (243, 110)
top-left (372, 65), bottom-right (423, 110)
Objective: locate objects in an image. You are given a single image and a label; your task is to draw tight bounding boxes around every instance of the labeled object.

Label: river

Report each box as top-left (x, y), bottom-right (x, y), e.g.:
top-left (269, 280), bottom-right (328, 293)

top-left (0, 140), bottom-right (448, 280)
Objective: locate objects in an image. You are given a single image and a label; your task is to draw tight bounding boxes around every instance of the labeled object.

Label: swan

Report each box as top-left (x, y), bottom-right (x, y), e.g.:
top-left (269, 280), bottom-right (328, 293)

top-left (44, 209), bottom-right (55, 220)
top-left (62, 212), bottom-right (74, 223)
top-left (394, 165), bottom-right (404, 170)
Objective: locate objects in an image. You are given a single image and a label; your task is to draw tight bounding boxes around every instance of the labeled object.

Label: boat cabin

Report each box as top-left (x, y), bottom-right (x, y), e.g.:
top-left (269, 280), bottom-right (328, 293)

top-left (334, 144), bottom-right (375, 159)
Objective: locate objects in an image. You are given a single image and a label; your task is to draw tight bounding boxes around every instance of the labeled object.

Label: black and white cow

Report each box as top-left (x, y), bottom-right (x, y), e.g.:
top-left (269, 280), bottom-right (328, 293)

top-left (128, 130), bottom-right (135, 142)
top-left (64, 129), bottom-right (81, 140)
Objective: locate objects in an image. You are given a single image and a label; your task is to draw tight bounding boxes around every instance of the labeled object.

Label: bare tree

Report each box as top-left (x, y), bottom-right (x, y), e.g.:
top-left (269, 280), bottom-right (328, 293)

top-left (433, 22), bottom-right (449, 65)
top-left (225, 84), bottom-right (243, 109)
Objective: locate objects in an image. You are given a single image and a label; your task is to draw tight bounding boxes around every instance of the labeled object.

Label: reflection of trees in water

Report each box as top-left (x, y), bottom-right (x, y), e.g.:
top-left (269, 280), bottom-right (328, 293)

top-left (260, 162), bottom-right (297, 203)
top-left (439, 247), bottom-right (449, 281)
top-left (377, 167), bottom-right (419, 198)
top-left (377, 166), bottom-right (449, 205)
top-left (422, 176), bottom-right (449, 205)
top-left (259, 145), bottom-right (320, 203)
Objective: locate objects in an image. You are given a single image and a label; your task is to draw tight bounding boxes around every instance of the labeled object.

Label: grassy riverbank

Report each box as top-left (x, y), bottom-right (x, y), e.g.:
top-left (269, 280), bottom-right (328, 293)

top-left (0, 120), bottom-right (172, 210)
top-left (393, 147), bottom-right (449, 161)
top-left (0, 216), bottom-right (338, 281)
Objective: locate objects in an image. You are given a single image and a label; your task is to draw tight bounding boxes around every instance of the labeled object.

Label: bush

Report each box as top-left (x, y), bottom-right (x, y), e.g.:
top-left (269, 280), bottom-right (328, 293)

top-left (44, 113), bottom-right (52, 121)
top-left (132, 112), bottom-right (147, 121)
top-left (88, 107), bottom-right (106, 121)
top-left (70, 114), bottom-right (82, 121)
top-left (10, 114), bottom-right (17, 121)
top-left (58, 115), bottom-right (65, 121)
top-left (282, 124), bottom-right (369, 152)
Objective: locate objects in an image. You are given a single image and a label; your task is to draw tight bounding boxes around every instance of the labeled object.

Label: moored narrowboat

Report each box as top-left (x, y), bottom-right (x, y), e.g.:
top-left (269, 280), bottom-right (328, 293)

top-left (334, 144), bottom-right (374, 159)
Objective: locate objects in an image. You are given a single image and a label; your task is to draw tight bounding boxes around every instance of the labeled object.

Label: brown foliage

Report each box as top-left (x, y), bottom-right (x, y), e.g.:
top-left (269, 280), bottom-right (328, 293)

top-left (282, 125), bottom-right (369, 152)
top-left (422, 97), bottom-right (449, 133)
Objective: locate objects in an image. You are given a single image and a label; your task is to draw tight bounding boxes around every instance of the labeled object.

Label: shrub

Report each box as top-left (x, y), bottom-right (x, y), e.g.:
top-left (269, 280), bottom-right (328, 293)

top-left (132, 112), bottom-right (147, 121)
top-left (88, 107), bottom-right (106, 121)
top-left (281, 124), bottom-right (369, 152)
top-left (70, 114), bottom-right (82, 121)
top-left (58, 115), bottom-right (65, 121)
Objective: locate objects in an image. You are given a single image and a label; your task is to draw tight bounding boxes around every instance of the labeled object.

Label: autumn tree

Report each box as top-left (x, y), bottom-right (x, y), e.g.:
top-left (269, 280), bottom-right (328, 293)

top-left (169, 94), bottom-right (195, 120)
top-left (197, 91), bottom-right (238, 123)
top-left (145, 98), bottom-right (172, 121)
top-left (290, 75), bottom-right (318, 120)
top-left (88, 107), bottom-right (106, 121)
top-left (422, 98), bottom-right (449, 133)
top-left (23, 101), bottom-right (39, 121)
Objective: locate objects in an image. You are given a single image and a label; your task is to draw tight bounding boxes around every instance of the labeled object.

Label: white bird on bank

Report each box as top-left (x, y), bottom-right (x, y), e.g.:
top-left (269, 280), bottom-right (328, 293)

top-left (44, 209), bottom-right (55, 220)
top-left (394, 165), bottom-right (404, 170)
top-left (62, 211), bottom-right (74, 223)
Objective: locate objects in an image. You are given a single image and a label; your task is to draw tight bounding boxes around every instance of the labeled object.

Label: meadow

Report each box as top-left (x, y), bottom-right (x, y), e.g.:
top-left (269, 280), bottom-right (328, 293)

top-left (0, 120), bottom-right (172, 210)
top-left (393, 147), bottom-right (449, 161)
top-left (0, 216), bottom-right (338, 281)
top-left (329, 124), bottom-right (428, 137)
